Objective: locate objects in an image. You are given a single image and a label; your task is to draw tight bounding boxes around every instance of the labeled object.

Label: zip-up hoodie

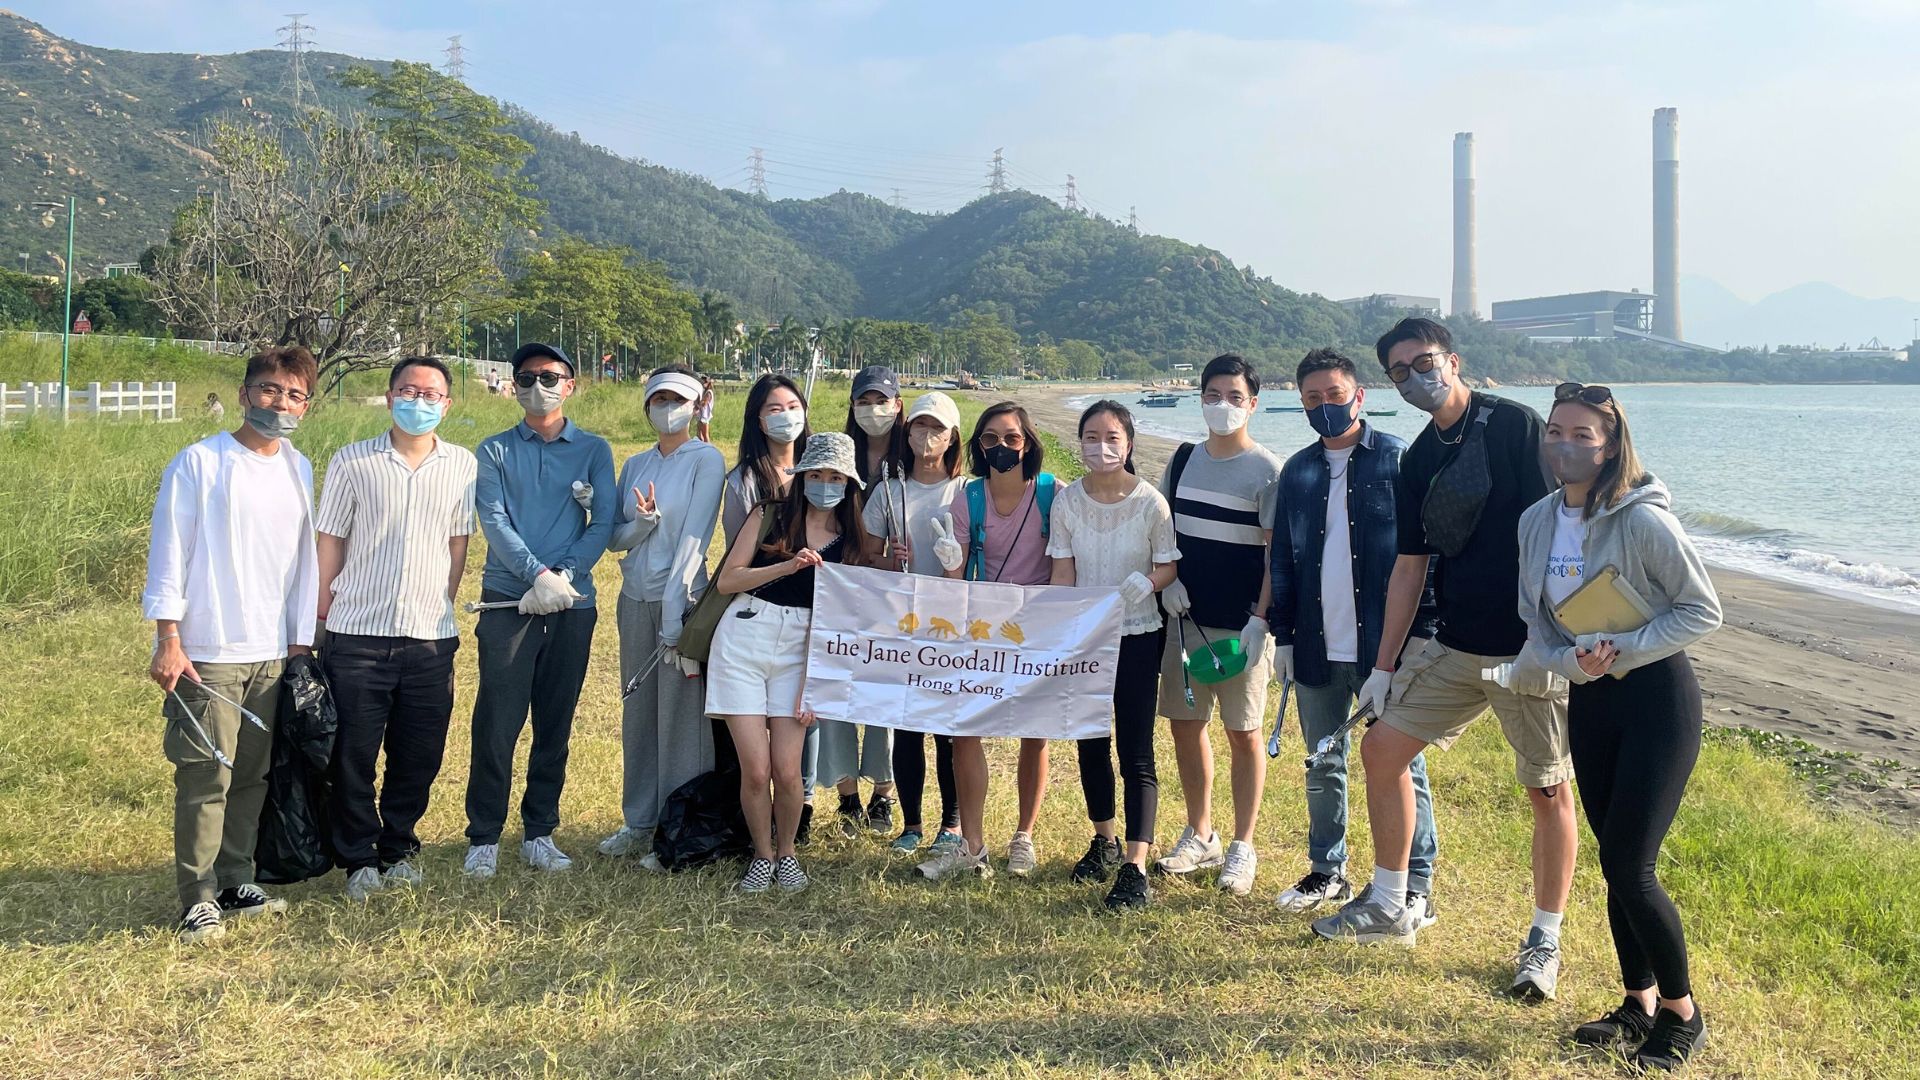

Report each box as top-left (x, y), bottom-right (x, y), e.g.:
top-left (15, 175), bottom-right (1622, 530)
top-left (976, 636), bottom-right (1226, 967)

top-left (1515, 474), bottom-right (1722, 686)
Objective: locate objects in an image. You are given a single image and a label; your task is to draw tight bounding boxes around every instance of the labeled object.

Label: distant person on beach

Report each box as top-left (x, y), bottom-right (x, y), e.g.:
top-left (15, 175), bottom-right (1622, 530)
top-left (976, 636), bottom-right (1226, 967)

top-left (144, 346), bottom-right (319, 943)
top-left (1152, 353), bottom-right (1282, 897)
top-left (1267, 348), bottom-right (1442, 916)
top-left (462, 342), bottom-right (615, 881)
top-left (1516, 383), bottom-right (1721, 1071)
top-left (1312, 318), bottom-right (1577, 1006)
top-left (1049, 400), bottom-right (1181, 911)
top-left (314, 356), bottom-right (477, 902)
top-left (939, 401), bottom-right (1060, 879)
top-left (695, 375), bottom-right (715, 442)
top-left (204, 392), bottom-right (224, 422)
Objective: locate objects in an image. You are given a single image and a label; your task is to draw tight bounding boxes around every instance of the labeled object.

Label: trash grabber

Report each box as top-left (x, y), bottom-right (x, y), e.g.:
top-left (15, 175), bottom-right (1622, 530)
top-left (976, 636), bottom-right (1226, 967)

top-left (167, 688), bottom-right (236, 769)
top-left (620, 643), bottom-right (667, 700)
top-left (1174, 616), bottom-right (1196, 708)
top-left (184, 676), bottom-right (269, 732)
top-left (1304, 702), bottom-right (1374, 770)
top-left (464, 600), bottom-right (520, 612)
top-left (1185, 616), bottom-right (1227, 676)
top-left (1266, 677), bottom-right (1293, 759)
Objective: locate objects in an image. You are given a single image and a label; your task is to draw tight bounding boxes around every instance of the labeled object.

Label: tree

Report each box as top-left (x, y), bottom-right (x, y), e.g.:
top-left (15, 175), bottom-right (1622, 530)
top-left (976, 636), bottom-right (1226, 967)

top-left (512, 239), bottom-right (696, 368)
top-left (943, 309), bottom-right (1022, 376)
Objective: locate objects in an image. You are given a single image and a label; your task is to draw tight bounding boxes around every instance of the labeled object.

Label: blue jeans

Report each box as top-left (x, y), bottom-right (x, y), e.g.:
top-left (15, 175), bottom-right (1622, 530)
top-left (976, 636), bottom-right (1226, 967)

top-left (801, 724), bottom-right (819, 803)
top-left (1295, 661), bottom-right (1439, 895)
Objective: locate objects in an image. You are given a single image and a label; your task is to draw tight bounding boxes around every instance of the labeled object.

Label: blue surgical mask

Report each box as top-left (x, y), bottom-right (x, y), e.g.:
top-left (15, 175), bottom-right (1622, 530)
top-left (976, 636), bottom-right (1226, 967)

top-left (392, 397), bottom-right (443, 436)
top-left (1306, 400), bottom-right (1357, 439)
top-left (804, 478), bottom-right (846, 510)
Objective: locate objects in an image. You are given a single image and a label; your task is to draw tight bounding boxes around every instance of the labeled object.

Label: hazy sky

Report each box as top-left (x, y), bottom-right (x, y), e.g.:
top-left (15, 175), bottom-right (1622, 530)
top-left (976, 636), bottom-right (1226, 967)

top-left (34, 1), bottom-right (1920, 307)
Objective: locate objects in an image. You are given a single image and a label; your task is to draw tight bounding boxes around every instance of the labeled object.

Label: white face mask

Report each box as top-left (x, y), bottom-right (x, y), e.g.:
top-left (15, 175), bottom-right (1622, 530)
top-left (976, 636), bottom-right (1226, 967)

top-left (1202, 401), bottom-right (1249, 437)
top-left (762, 408), bottom-right (806, 444)
top-left (908, 426), bottom-right (950, 457)
top-left (515, 380), bottom-right (566, 417)
top-left (1080, 441), bottom-right (1126, 473)
top-left (854, 403), bottom-right (897, 437)
top-left (649, 400), bottom-right (694, 435)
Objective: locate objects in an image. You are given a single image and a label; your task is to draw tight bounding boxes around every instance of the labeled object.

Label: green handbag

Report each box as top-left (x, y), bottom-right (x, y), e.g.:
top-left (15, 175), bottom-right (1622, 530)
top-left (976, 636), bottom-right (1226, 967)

top-left (677, 503), bottom-right (779, 663)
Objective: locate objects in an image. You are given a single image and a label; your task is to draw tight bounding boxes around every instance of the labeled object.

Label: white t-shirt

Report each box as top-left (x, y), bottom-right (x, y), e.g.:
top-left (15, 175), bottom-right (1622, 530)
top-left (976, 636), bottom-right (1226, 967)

top-left (1047, 479), bottom-right (1181, 635)
top-left (1320, 445), bottom-right (1359, 664)
top-left (1545, 500), bottom-right (1589, 609)
top-left (227, 446), bottom-right (310, 662)
top-left (863, 474), bottom-right (965, 578)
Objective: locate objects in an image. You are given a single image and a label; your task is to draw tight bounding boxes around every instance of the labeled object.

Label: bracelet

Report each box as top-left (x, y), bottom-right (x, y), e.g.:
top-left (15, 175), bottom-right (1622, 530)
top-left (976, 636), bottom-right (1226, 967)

top-left (156, 631), bottom-right (180, 643)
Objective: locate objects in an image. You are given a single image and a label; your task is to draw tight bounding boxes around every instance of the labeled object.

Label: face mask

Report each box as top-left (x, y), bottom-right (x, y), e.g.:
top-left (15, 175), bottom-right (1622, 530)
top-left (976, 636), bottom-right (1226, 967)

top-left (1202, 401), bottom-right (1248, 437)
top-left (649, 400), bottom-right (694, 435)
top-left (1544, 440), bottom-right (1607, 485)
top-left (245, 404), bottom-right (300, 439)
top-left (803, 478), bottom-right (845, 510)
top-left (909, 427), bottom-right (950, 457)
top-left (762, 408), bottom-right (806, 444)
top-left (516, 380), bottom-right (566, 417)
top-left (1306, 400), bottom-right (1358, 440)
top-left (1080, 441), bottom-right (1126, 473)
top-left (1395, 362), bottom-right (1452, 412)
top-left (983, 443), bottom-right (1022, 474)
top-left (854, 403), bottom-right (896, 437)
top-left (391, 397), bottom-right (443, 436)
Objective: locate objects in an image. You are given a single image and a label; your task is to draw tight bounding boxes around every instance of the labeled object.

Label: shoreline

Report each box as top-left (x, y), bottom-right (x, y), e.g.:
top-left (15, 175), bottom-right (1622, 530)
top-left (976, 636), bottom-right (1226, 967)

top-left (980, 385), bottom-right (1920, 827)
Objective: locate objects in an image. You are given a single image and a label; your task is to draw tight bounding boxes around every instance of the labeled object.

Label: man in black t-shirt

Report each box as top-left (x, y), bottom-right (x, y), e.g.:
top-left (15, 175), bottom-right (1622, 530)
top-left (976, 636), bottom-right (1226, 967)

top-left (1310, 319), bottom-right (1576, 1005)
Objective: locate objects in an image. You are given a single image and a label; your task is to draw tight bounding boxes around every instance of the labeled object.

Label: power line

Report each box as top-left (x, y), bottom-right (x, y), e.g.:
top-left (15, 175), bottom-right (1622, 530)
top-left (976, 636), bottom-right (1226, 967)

top-left (749, 147), bottom-right (767, 198)
top-left (1064, 174), bottom-right (1079, 213)
top-left (988, 148), bottom-right (1008, 194)
top-left (277, 13), bottom-right (317, 109)
top-left (443, 35), bottom-right (467, 81)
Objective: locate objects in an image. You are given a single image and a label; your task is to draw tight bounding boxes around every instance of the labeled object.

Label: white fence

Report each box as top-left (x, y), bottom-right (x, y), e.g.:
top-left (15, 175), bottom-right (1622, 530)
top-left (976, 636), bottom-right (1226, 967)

top-left (3, 330), bottom-right (247, 356)
top-left (0, 381), bottom-right (177, 424)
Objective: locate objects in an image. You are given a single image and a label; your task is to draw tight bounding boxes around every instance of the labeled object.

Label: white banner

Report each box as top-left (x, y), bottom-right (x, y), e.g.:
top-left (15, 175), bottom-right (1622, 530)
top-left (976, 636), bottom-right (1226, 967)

top-left (803, 564), bottom-right (1123, 739)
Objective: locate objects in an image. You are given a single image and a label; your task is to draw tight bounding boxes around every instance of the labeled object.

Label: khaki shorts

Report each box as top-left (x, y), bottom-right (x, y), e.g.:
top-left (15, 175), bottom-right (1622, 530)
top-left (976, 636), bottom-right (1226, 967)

top-left (1379, 638), bottom-right (1572, 789)
top-left (1157, 626), bottom-right (1273, 732)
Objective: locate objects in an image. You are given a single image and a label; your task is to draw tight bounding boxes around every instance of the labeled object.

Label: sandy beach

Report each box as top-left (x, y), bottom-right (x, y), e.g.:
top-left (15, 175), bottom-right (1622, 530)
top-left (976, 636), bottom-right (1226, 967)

top-left (981, 384), bottom-right (1920, 826)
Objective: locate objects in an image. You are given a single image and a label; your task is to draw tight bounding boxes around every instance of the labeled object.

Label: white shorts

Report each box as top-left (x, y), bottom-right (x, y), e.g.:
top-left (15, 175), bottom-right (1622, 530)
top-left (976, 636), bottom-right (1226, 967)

top-left (705, 594), bottom-right (812, 719)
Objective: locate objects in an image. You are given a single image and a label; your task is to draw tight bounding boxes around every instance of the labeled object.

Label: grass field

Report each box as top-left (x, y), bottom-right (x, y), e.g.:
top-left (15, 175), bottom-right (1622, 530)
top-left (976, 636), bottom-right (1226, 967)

top-left (0, 342), bottom-right (1916, 1078)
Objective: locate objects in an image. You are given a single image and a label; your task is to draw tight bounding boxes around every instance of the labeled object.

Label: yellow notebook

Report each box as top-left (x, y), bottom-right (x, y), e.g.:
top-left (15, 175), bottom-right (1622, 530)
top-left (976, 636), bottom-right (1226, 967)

top-left (1552, 565), bottom-right (1654, 635)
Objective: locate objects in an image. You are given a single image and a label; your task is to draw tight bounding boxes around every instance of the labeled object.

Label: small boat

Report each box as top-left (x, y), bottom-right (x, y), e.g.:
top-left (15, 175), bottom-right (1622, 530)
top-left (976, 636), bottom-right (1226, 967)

top-left (1265, 405), bottom-right (1303, 413)
top-left (1138, 392), bottom-right (1180, 408)
top-left (1366, 408), bottom-right (1399, 417)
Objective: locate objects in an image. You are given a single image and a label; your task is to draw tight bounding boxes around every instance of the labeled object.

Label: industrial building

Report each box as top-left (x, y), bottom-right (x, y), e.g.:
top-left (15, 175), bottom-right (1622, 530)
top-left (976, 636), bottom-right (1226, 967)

top-left (1336, 294), bottom-right (1441, 316)
top-left (1490, 291), bottom-right (1653, 337)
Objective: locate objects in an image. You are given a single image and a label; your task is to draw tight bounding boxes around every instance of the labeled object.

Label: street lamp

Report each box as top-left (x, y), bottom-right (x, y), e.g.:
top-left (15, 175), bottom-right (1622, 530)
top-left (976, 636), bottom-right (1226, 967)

top-left (31, 197), bottom-right (75, 422)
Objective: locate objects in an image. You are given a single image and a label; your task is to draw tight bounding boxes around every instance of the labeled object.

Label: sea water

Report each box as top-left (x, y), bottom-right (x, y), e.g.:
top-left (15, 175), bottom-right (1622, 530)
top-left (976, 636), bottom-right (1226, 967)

top-left (1072, 383), bottom-right (1920, 613)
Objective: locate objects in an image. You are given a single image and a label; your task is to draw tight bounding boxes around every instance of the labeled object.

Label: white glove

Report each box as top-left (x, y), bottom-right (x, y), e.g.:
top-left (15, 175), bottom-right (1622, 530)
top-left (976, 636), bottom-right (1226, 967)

top-left (1273, 642), bottom-right (1294, 683)
top-left (930, 513), bottom-right (965, 573)
top-left (1357, 667), bottom-right (1394, 720)
top-left (1161, 578), bottom-right (1193, 617)
top-left (518, 570), bottom-right (577, 616)
top-left (1120, 571), bottom-right (1155, 606)
top-left (570, 480), bottom-right (594, 512)
top-left (663, 645), bottom-right (702, 678)
top-left (1240, 615), bottom-right (1272, 670)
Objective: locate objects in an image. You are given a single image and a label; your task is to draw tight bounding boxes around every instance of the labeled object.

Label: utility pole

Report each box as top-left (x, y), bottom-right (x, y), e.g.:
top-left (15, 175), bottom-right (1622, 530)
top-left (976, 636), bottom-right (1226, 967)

top-left (31, 198), bottom-right (75, 421)
top-left (749, 148), bottom-right (768, 197)
top-left (443, 35), bottom-right (467, 81)
top-left (210, 189), bottom-right (219, 338)
top-left (1064, 175), bottom-right (1079, 213)
top-left (277, 14), bottom-right (317, 110)
top-left (987, 148), bottom-right (1008, 194)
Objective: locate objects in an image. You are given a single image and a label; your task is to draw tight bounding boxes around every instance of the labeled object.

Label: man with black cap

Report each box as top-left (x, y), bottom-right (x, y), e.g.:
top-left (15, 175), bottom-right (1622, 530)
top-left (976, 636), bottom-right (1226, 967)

top-left (462, 343), bottom-right (616, 880)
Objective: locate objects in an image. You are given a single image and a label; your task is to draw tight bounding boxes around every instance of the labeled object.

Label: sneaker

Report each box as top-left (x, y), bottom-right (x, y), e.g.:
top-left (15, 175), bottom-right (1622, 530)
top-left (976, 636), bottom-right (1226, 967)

top-left (774, 855), bottom-right (810, 892)
top-left (738, 857), bottom-right (775, 893)
top-left (795, 803), bottom-right (814, 847)
top-left (1633, 1007), bottom-right (1707, 1072)
top-left (177, 900), bottom-right (225, 944)
top-left (1511, 927), bottom-right (1562, 1002)
top-left (598, 825), bottom-right (647, 857)
top-left (522, 835), bottom-right (573, 872)
top-left (1276, 870), bottom-right (1353, 913)
top-left (917, 843), bottom-right (992, 882)
top-left (463, 843), bottom-right (499, 879)
top-left (216, 883), bottom-right (288, 919)
top-left (1070, 835), bottom-right (1124, 884)
top-left (638, 851), bottom-right (666, 873)
top-left (1407, 890), bottom-right (1439, 930)
top-left (1217, 840), bottom-right (1257, 896)
top-left (836, 793), bottom-right (863, 837)
top-left (382, 860), bottom-right (424, 888)
top-left (345, 866), bottom-right (384, 902)
top-left (1104, 862), bottom-right (1150, 911)
top-left (1310, 883), bottom-right (1419, 945)
top-left (1153, 826), bottom-right (1225, 876)
top-left (890, 829), bottom-right (925, 854)
top-left (929, 829), bottom-right (966, 856)
top-left (1573, 996), bottom-right (1657, 1048)
top-left (865, 793), bottom-right (896, 833)
top-left (1006, 832), bottom-right (1039, 877)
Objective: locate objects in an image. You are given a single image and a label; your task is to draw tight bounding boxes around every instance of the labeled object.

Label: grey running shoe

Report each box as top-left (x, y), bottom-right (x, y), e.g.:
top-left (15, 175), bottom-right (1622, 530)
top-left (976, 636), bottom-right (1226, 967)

top-left (917, 843), bottom-right (992, 882)
top-left (1006, 832), bottom-right (1039, 877)
top-left (382, 860), bottom-right (424, 888)
top-left (1153, 826), bottom-right (1225, 875)
top-left (1276, 869), bottom-right (1352, 913)
top-left (345, 866), bottom-right (384, 902)
top-left (1310, 882), bottom-right (1420, 945)
top-left (1217, 840), bottom-right (1257, 896)
top-left (1511, 927), bottom-right (1561, 1002)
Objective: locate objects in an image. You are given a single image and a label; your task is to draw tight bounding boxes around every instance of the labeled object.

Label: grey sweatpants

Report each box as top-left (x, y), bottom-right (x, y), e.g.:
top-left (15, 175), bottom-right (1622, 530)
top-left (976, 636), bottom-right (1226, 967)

top-left (618, 593), bottom-right (714, 833)
top-left (163, 659), bottom-right (284, 907)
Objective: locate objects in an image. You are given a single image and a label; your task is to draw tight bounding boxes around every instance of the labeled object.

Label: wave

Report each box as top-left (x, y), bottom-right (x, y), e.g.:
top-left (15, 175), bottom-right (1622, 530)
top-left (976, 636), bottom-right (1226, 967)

top-left (1674, 509), bottom-right (1793, 543)
top-left (1689, 535), bottom-right (1920, 612)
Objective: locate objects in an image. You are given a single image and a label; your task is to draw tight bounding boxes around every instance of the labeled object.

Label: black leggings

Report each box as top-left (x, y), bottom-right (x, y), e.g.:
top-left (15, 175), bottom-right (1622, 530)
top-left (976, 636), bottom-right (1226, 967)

top-left (1077, 629), bottom-right (1164, 846)
top-left (892, 731), bottom-right (958, 831)
top-left (1569, 651), bottom-right (1702, 1000)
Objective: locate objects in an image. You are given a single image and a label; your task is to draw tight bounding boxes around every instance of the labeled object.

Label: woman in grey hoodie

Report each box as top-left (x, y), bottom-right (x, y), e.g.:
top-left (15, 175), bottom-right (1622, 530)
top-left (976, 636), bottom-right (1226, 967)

top-left (1515, 384), bottom-right (1721, 1073)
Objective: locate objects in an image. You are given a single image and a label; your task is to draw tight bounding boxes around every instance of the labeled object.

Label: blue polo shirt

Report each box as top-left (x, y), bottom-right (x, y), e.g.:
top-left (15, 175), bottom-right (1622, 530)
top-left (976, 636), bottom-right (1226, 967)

top-left (475, 419), bottom-right (617, 606)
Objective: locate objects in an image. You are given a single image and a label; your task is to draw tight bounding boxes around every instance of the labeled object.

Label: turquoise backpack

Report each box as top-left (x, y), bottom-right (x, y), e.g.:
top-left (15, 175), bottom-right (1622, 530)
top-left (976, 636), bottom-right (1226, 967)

top-left (964, 473), bottom-right (1056, 582)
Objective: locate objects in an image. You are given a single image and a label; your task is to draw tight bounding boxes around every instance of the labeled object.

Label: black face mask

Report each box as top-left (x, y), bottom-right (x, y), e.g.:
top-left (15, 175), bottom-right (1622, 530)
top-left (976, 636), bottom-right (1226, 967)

top-left (983, 444), bottom-right (1022, 474)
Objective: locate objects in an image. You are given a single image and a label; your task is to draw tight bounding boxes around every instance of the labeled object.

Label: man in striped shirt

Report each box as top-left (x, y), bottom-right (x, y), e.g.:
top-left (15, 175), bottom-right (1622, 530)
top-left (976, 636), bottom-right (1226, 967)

top-left (315, 356), bottom-right (478, 901)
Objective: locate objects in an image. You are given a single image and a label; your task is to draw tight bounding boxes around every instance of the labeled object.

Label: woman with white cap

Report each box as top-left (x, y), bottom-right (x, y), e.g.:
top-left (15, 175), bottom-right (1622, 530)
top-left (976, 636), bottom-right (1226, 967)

top-left (600, 364), bottom-right (728, 863)
top-left (708, 432), bottom-right (872, 893)
top-left (861, 391), bottom-right (968, 858)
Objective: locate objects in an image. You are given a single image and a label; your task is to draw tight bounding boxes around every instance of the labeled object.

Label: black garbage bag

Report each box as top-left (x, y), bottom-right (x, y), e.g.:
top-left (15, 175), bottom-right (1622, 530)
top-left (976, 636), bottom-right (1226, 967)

top-left (651, 768), bottom-right (750, 871)
top-left (255, 654), bottom-right (339, 884)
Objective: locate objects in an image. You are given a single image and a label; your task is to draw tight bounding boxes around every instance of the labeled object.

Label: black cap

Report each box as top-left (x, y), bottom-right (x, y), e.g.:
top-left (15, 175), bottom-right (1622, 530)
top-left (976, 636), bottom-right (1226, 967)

top-left (511, 342), bottom-right (574, 375)
top-left (851, 365), bottom-right (899, 400)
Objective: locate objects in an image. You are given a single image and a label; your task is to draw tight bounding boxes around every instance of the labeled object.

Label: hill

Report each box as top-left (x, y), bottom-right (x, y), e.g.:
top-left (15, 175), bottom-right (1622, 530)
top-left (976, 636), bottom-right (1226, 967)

top-left (1681, 274), bottom-right (1920, 351)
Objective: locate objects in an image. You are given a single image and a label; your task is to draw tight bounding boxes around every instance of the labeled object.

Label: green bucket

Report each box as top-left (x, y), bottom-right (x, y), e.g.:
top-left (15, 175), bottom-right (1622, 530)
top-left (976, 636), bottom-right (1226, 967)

top-left (1183, 637), bottom-right (1247, 685)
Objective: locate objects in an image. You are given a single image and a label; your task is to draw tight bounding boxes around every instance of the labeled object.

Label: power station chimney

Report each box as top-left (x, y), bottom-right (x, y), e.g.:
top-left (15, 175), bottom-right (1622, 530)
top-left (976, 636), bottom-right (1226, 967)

top-left (1451, 132), bottom-right (1477, 318)
top-left (1652, 107), bottom-right (1681, 339)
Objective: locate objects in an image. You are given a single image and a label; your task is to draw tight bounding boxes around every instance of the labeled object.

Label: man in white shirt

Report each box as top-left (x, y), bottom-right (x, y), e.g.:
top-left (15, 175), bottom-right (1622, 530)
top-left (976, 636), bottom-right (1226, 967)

top-left (316, 357), bottom-right (478, 901)
top-left (144, 347), bottom-right (320, 944)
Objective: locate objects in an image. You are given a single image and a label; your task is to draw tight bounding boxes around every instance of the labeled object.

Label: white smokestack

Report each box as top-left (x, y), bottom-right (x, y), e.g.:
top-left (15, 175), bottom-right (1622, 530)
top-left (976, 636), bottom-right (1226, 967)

top-left (1653, 107), bottom-right (1681, 339)
top-left (1452, 132), bottom-right (1477, 318)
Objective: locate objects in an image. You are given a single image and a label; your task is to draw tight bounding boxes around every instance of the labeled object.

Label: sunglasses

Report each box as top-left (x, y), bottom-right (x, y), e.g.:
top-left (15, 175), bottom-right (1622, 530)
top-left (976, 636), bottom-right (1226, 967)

top-left (513, 370), bottom-right (568, 389)
top-left (1385, 350), bottom-right (1447, 384)
top-left (1554, 382), bottom-right (1614, 407)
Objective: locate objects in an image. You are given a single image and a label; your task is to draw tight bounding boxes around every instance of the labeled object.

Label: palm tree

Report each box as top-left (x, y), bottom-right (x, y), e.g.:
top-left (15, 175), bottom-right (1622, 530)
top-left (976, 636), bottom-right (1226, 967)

top-left (774, 316), bottom-right (808, 369)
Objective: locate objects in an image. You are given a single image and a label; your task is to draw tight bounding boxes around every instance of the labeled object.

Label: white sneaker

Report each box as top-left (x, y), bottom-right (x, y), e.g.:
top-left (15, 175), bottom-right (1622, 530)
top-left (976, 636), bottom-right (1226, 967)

top-left (463, 843), bottom-right (499, 879)
top-left (598, 826), bottom-right (647, 857)
top-left (1217, 840), bottom-right (1257, 896)
top-left (382, 860), bottom-right (424, 888)
top-left (1153, 826), bottom-right (1225, 875)
top-left (522, 835), bottom-right (573, 872)
top-left (1275, 869), bottom-right (1353, 913)
top-left (1006, 832), bottom-right (1039, 877)
top-left (638, 851), bottom-right (666, 873)
top-left (917, 843), bottom-right (993, 882)
top-left (345, 866), bottom-right (384, 901)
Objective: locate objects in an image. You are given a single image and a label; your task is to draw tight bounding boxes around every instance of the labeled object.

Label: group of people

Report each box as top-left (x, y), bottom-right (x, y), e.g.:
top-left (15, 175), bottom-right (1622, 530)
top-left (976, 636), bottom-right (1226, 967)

top-left (143, 316), bottom-right (1721, 1071)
